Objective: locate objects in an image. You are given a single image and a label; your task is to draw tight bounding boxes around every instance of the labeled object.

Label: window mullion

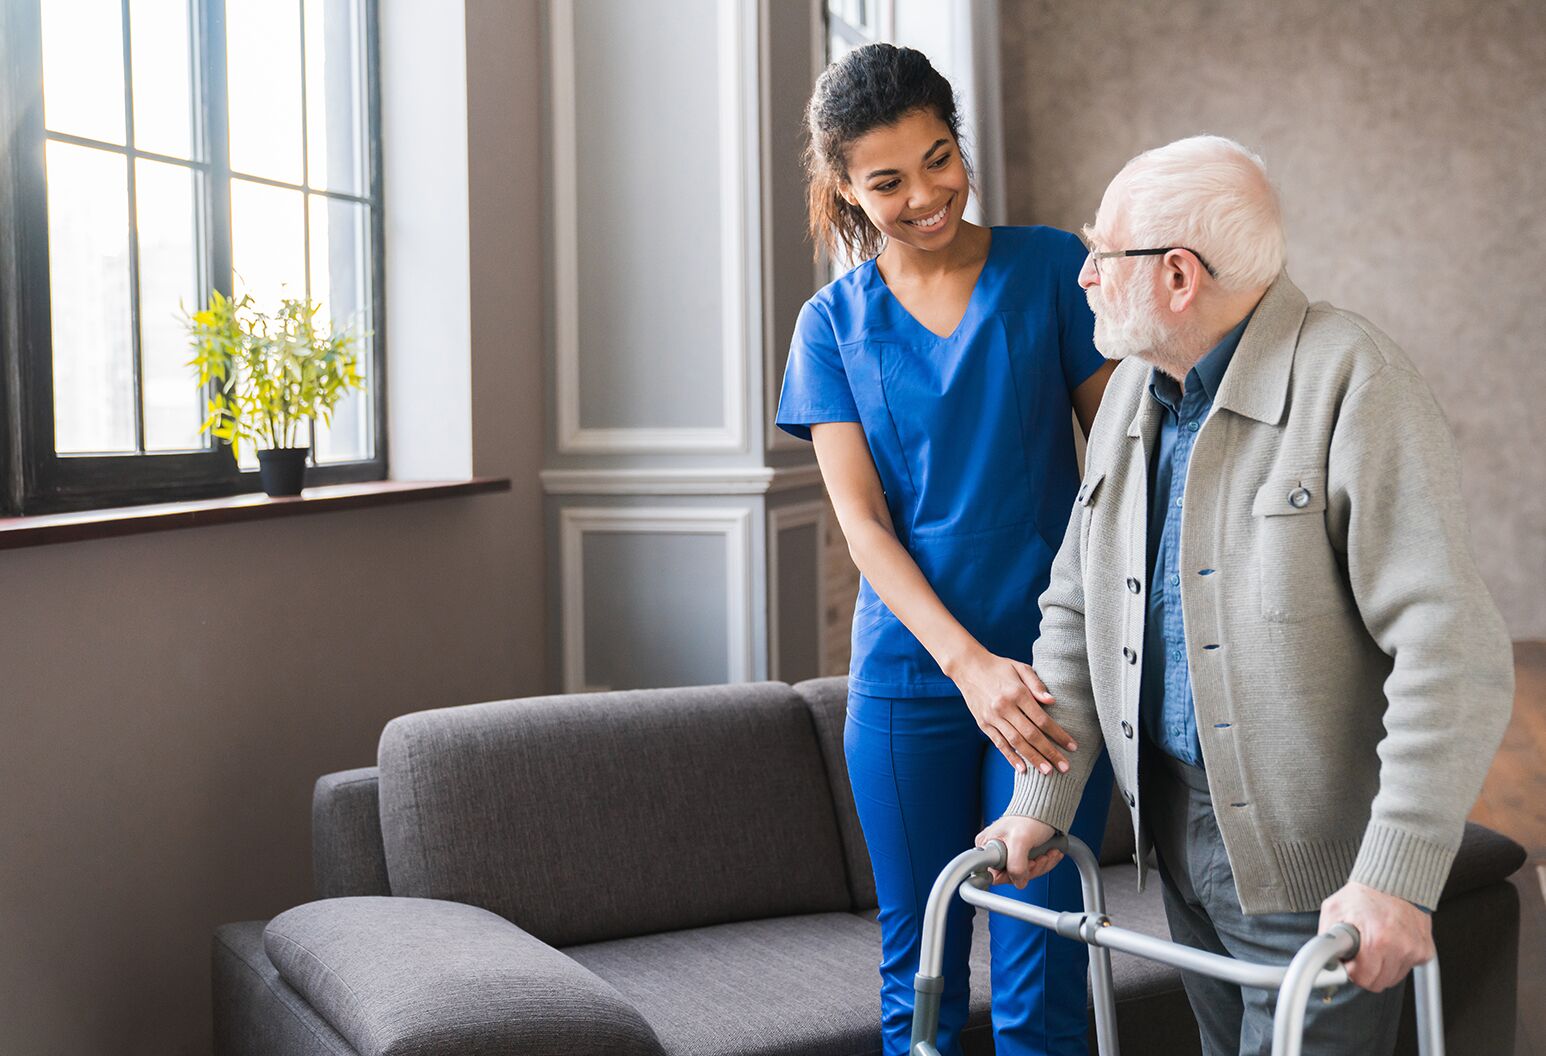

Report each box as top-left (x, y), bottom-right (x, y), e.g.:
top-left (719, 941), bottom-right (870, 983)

top-left (120, 0), bottom-right (147, 455)
top-left (202, 0), bottom-right (238, 483)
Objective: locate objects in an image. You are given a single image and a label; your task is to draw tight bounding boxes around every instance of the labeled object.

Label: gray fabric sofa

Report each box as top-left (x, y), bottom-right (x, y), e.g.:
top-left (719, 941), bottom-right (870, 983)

top-left (213, 678), bottom-right (1525, 1055)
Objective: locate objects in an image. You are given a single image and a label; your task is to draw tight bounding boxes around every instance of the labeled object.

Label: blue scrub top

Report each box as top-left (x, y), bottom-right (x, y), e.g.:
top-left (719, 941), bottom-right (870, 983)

top-left (776, 225), bottom-right (1104, 697)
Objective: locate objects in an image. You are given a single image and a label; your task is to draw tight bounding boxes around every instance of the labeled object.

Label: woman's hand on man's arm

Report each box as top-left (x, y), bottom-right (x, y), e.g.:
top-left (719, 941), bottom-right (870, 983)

top-left (944, 651), bottom-right (1075, 775)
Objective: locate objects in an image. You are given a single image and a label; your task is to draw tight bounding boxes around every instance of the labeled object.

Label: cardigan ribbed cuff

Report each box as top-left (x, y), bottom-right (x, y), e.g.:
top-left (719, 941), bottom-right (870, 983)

top-left (1002, 769), bottom-right (1083, 834)
top-left (1349, 822), bottom-right (1457, 910)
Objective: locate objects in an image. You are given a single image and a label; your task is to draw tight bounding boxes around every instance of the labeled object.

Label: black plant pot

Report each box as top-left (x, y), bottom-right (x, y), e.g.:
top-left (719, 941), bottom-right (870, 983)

top-left (256, 447), bottom-right (310, 497)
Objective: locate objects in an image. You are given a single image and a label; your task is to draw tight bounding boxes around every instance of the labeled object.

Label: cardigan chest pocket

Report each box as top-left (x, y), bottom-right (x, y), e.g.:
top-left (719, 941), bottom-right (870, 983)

top-left (1251, 474), bottom-right (1351, 622)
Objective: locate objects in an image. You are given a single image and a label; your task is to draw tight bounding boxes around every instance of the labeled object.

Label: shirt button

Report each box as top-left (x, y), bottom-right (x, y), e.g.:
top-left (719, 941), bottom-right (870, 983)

top-left (1174, 497), bottom-right (1183, 508)
top-left (1122, 646), bottom-right (1137, 664)
top-left (1289, 486), bottom-right (1312, 509)
top-left (1186, 420), bottom-right (1200, 432)
top-left (1121, 721), bottom-right (1134, 738)
top-left (1170, 649), bottom-right (1183, 662)
top-left (1168, 573), bottom-right (1181, 587)
top-left (1126, 577), bottom-right (1141, 594)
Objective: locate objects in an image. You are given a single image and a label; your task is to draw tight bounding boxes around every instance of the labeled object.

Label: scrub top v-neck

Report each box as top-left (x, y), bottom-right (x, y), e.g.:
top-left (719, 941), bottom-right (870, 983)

top-left (776, 225), bottom-right (1104, 697)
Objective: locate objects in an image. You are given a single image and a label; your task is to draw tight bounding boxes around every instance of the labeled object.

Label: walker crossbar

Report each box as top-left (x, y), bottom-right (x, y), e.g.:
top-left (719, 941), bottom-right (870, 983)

top-left (908, 834), bottom-right (1445, 1056)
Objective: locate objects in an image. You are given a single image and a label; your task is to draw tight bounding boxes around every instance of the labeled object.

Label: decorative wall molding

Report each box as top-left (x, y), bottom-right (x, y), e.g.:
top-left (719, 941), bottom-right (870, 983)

top-left (558, 506), bottom-right (754, 692)
top-left (543, 467), bottom-right (773, 495)
top-left (765, 462), bottom-right (824, 493)
top-left (549, 0), bottom-right (752, 454)
top-left (767, 498), bottom-right (827, 682)
top-left (541, 463), bottom-right (822, 495)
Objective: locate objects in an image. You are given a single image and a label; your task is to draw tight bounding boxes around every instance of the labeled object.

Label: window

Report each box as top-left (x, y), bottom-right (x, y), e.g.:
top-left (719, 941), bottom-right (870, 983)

top-left (0, 0), bottom-right (385, 515)
top-left (826, 0), bottom-right (888, 60)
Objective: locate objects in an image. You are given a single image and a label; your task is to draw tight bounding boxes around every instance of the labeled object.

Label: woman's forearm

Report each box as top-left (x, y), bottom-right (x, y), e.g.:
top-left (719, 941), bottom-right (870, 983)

top-left (840, 515), bottom-right (986, 678)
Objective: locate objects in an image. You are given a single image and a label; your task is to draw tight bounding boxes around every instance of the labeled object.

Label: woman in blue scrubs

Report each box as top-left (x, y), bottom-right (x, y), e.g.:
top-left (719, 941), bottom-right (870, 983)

top-left (775, 45), bottom-right (1116, 1056)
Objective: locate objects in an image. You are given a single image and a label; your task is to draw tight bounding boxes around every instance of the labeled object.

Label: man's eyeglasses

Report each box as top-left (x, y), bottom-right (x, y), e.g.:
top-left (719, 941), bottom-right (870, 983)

top-left (1087, 245), bottom-right (1217, 279)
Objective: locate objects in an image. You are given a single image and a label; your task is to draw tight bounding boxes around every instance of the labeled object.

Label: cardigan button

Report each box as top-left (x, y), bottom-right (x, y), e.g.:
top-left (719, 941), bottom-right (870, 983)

top-left (1125, 790), bottom-right (1136, 808)
top-left (1122, 647), bottom-right (1137, 664)
top-left (1289, 486), bottom-right (1312, 509)
top-left (1121, 721), bottom-right (1134, 738)
top-left (1126, 577), bottom-right (1141, 594)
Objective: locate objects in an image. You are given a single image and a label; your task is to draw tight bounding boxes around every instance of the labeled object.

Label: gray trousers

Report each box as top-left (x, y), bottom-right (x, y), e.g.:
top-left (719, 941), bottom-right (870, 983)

top-left (1140, 747), bottom-right (1404, 1056)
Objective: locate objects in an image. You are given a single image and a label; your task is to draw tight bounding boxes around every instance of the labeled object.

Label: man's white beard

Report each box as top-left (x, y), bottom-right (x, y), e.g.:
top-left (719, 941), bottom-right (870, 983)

top-left (1088, 279), bottom-right (1208, 380)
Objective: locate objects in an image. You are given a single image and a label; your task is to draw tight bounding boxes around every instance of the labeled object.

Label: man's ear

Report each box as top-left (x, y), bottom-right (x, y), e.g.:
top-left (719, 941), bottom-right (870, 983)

top-left (1165, 250), bottom-right (1204, 313)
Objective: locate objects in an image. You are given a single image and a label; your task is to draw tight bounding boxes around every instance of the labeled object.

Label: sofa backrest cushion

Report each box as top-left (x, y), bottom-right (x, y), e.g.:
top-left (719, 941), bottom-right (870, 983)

top-left (313, 768), bottom-right (392, 899)
top-left (377, 682), bottom-right (853, 947)
top-left (793, 677), bottom-right (877, 910)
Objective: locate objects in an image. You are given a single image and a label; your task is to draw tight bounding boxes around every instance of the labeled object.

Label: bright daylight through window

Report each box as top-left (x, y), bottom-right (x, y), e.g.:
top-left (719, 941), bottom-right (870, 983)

top-left (0, 0), bottom-right (384, 513)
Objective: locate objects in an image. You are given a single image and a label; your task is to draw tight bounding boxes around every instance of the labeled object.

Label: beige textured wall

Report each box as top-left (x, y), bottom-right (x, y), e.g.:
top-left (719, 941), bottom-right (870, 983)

top-left (1001, 0), bottom-right (1546, 638)
top-left (0, 4), bottom-right (547, 1053)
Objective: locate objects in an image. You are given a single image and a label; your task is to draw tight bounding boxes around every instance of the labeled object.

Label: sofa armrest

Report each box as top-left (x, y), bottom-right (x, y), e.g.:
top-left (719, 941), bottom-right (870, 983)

top-left (264, 897), bottom-right (661, 1056)
top-left (1439, 822), bottom-right (1527, 904)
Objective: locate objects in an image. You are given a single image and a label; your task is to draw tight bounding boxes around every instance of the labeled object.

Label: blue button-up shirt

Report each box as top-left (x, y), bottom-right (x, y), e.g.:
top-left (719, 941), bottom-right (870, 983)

top-left (1140, 313), bottom-right (1252, 767)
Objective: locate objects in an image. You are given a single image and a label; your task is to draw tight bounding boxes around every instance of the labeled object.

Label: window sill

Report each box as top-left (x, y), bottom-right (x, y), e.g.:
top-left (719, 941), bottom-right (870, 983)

top-left (0, 478), bottom-right (512, 551)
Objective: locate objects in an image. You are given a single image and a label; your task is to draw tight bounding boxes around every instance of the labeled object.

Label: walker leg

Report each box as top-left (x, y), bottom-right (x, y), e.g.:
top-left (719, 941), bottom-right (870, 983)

top-left (909, 844), bottom-right (1002, 1055)
top-left (1270, 925), bottom-right (1359, 1056)
top-left (1062, 837), bottom-right (1120, 1056)
top-left (1413, 959), bottom-right (1445, 1056)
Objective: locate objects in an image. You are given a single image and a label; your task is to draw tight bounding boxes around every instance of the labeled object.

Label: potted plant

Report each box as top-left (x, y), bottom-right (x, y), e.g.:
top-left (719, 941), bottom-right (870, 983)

top-left (185, 291), bottom-right (364, 497)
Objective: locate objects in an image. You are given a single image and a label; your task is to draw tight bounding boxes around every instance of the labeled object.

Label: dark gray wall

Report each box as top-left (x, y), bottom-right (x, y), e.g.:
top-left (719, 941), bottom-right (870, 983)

top-left (1001, 0), bottom-right (1546, 637)
top-left (0, 3), bottom-right (547, 1053)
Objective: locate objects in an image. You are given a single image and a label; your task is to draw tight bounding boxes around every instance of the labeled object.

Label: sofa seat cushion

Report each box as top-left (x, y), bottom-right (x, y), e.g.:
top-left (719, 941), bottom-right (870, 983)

top-left (264, 897), bottom-right (662, 1056)
top-left (565, 912), bottom-right (916, 1056)
top-left (563, 872), bottom-right (1184, 1056)
top-left (377, 682), bottom-right (852, 947)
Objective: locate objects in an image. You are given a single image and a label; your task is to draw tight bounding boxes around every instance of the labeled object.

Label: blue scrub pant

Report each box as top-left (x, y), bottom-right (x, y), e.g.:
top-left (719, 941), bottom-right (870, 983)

top-left (846, 689), bottom-right (1114, 1056)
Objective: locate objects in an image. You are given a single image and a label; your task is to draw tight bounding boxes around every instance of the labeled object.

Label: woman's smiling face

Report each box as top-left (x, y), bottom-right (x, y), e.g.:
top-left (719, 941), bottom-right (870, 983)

top-left (842, 108), bottom-right (970, 253)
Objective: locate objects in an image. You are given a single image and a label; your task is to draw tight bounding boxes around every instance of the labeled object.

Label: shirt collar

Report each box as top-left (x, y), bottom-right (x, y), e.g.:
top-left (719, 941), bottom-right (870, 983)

top-left (1148, 310), bottom-right (1254, 413)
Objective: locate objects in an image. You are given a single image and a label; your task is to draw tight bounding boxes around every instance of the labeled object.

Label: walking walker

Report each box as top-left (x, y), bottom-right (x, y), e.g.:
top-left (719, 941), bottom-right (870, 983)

top-left (909, 835), bottom-right (1445, 1056)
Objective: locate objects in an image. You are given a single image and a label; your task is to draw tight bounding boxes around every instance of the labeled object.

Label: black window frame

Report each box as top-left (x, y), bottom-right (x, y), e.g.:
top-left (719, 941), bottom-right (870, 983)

top-left (0, 0), bottom-right (387, 516)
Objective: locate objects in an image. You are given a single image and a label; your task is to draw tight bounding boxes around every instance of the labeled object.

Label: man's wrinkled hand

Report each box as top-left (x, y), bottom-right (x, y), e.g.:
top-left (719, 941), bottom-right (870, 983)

top-left (1318, 881), bottom-right (1435, 992)
top-left (975, 815), bottom-right (1061, 888)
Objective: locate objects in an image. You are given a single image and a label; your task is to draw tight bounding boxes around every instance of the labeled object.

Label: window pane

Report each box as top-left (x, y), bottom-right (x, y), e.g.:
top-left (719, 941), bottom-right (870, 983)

top-left (309, 195), bottom-right (370, 462)
top-left (304, 0), bottom-right (368, 195)
top-left (47, 142), bottom-right (136, 454)
top-left (129, 0), bottom-right (196, 159)
top-left (231, 178), bottom-right (305, 462)
top-left (41, 0), bottom-right (126, 144)
top-left (137, 159), bottom-right (203, 451)
top-left (231, 178), bottom-right (305, 307)
top-left (226, 0), bottom-right (303, 184)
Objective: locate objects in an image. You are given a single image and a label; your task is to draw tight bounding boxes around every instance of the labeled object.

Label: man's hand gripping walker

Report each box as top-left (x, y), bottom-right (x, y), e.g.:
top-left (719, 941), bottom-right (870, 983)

top-left (909, 834), bottom-right (1445, 1056)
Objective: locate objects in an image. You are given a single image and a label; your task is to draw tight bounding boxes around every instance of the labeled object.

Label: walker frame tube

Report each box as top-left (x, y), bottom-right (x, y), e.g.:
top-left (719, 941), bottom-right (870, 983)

top-left (908, 835), bottom-right (1445, 1056)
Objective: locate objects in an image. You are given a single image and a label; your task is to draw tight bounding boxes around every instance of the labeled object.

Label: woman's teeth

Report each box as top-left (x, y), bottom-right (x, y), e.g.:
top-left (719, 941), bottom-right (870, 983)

top-left (906, 203), bottom-right (949, 229)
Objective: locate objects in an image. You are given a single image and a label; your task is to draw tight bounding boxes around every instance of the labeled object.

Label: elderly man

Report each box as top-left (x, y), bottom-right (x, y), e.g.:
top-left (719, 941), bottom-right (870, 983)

top-left (978, 136), bottom-right (1513, 1054)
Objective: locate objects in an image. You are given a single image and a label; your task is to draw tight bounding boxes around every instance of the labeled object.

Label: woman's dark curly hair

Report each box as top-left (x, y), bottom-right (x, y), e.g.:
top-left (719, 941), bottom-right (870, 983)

top-left (804, 43), bottom-right (970, 263)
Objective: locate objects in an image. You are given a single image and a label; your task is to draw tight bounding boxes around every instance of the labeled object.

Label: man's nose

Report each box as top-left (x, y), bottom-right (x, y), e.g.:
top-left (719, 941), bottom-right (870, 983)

top-left (1078, 254), bottom-right (1098, 290)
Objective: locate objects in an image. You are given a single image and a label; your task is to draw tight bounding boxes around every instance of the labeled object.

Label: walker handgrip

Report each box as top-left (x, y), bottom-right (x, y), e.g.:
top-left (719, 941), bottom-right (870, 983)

top-left (977, 835), bottom-right (1069, 875)
top-left (1327, 922), bottom-right (1361, 961)
top-left (1027, 834), bottom-right (1070, 861)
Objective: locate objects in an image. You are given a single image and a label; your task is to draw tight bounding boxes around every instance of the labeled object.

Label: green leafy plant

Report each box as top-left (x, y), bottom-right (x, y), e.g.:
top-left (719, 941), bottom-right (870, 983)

top-left (185, 290), bottom-right (364, 459)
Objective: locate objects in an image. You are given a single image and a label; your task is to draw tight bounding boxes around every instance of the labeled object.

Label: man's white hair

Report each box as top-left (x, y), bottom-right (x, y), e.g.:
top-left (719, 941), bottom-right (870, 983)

top-left (1116, 135), bottom-right (1286, 292)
